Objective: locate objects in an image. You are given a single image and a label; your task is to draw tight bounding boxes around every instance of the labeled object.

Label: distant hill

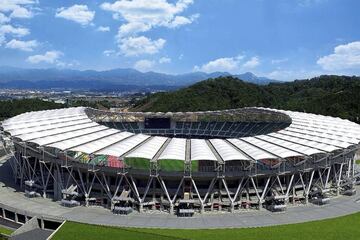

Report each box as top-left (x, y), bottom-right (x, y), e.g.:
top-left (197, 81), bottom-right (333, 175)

top-left (132, 75), bottom-right (360, 122)
top-left (0, 66), bottom-right (278, 90)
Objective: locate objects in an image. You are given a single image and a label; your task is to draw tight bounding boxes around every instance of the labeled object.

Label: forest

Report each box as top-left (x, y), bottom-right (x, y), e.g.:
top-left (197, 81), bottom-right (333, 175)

top-left (132, 75), bottom-right (360, 123)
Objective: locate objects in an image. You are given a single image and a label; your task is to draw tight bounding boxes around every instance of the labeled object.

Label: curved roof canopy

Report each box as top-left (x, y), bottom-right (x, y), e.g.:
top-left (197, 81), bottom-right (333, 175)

top-left (2, 107), bottom-right (359, 164)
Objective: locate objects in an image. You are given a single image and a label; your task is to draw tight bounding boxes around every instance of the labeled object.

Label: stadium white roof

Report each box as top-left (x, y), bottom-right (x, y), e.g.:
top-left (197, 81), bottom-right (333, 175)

top-left (2, 107), bottom-right (359, 164)
top-left (126, 136), bottom-right (168, 160)
top-left (158, 138), bottom-right (186, 161)
top-left (210, 139), bottom-right (250, 161)
top-left (190, 139), bottom-right (218, 161)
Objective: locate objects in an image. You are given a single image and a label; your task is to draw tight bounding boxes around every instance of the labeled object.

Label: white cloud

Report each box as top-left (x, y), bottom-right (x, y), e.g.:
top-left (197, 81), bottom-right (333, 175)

top-left (134, 59), bottom-right (155, 71)
top-left (103, 49), bottom-right (116, 56)
top-left (159, 57), bottom-right (171, 64)
top-left (0, 24), bottom-right (29, 36)
top-left (101, 0), bottom-right (198, 56)
top-left (165, 14), bottom-right (199, 28)
top-left (194, 55), bottom-right (244, 73)
top-left (0, 1), bottom-right (37, 48)
top-left (101, 0), bottom-right (196, 35)
top-left (119, 36), bottom-right (166, 56)
top-left (5, 39), bottom-right (37, 51)
top-left (0, 13), bottom-right (10, 23)
top-left (96, 26), bottom-right (110, 32)
top-left (27, 50), bottom-right (63, 64)
top-left (56, 60), bottom-right (79, 68)
top-left (0, 24), bottom-right (29, 44)
top-left (266, 69), bottom-right (323, 81)
top-left (317, 41), bottom-right (360, 71)
top-left (297, 0), bottom-right (326, 7)
top-left (55, 5), bottom-right (95, 26)
top-left (194, 55), bottom-right (261, 73)
top-left (242, 56), bottom-right (260, 69)
top-left (117, 22), bottom-right (151, 38)
top-left (9, 6), bottom-right (32, 18)
top-left (271, 58), bottom-right (288, 64)
top-left (0, 0), bottom-right (37, 19)
top-left (0, 36), bottom-right (5, 45)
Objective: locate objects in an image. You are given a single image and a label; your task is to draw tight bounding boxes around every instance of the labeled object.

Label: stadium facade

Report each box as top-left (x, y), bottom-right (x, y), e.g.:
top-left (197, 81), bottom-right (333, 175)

top-left (1, 107), bottom-right (359, 215)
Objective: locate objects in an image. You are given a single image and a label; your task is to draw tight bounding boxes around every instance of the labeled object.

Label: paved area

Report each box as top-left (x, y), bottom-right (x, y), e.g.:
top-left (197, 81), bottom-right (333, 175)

top-left (1, 155), bottom-right (360, 229)
top-left (10, 229), bottom-right (53, 240)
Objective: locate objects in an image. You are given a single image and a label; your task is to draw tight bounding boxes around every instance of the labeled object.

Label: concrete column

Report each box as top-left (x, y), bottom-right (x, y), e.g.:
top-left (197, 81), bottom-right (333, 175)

top-left (246, 190), bottom-right (250, 209)
top-left (210, 193), bottom-right (214, 211)
top-left (40, 218), bottom-right (45, 229)
top-left (85, 194), bottom-right (89, 207)
top-left (200, 204), bottom-right (204, 214)
top-left (230, 203), bottom-right (234, 213)
top-left (139, 204), bottom-right (144, 213)
top-left (218, 181), bottom-right (222, 211)
top-left (152, 180), bottom-right (156, 210)
top-left (15, 213), bottom-right (18, 223)
top-left (169, 204), bottom-right (174, 214)
top-left (292, 186), bottom-right (296, 204)
top-left (1, 208), bottom-right (5, 218)
top-left (160, 193), bottom-right (164, 211)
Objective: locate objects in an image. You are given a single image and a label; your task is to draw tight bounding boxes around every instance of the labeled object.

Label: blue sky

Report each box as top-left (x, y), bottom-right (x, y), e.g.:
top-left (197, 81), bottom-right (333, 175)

top-left (0, 0), bottom-right (360, 80)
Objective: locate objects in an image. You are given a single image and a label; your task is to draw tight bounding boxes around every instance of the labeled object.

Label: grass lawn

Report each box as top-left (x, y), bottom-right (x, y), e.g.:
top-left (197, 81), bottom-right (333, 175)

top-left (0, 226), bottom-right (12, 236)
top-left (53, 212), bottom-right (360, 240)
top-left (355, 159), bottom-right (360, 164)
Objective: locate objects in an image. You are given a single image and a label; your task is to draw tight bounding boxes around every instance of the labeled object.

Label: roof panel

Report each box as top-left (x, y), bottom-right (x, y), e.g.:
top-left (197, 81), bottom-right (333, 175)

top-left (256, 135), bottom-right (324, 156)
top-left (70, 131), bottom-right (134, 154)
top-left (158, 138), bottom-right (186, 161)
top-left (30, 125), bottom-right (108, 146)
top-left (228, 138), bottom-right (277, 160)
top-left (286, 126), bottom-right (359, 144)
top-left (9, 118), bottom-right (92, 136)
top-left (210, 139), bottom-right (250, 161)
top-left (281, 130), bottom-right (351, 148)
top-left (2, 107), bottom-right (86, 126)
top-left (47, 128), bottom-right (119, 150)
top-left (18, 122), bottom-right (100, 142)
top-left (190, 139), bottom-right (217, 161)
top-left (241, 136), bottom-right (303, 158)
top-left (3, 115), bottom-right (88, 131)
top-left (271, 132), bottom-right (339, 152)
top-left (126, 136), bottom-right (168, 160)
top-left (95, 134), bottom-right (150, 157)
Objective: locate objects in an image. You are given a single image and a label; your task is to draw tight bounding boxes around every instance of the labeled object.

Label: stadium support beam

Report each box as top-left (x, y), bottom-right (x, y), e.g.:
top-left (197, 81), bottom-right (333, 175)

top-left (158, 176), bottom-right (173, 213)
top-left (233, 177), bottom-right (246, 204)
top-left (221, 178), bottom-right (234, 212)
top-left (285, 174), bottom-right (294, 204)
top-left (42, 162), bottom-right (54, 198)
top-left (250, 176), bottom-right (270, 210)
top-left (124, 175), bottom-right (141, 206)
top-left (191, 178), bottom-right (204, 212)
top-left (335, 163), bottom-right (344, 196)
top-left (78, 169), bottom-right (96, 207)
top-left (300, 170), bottom-right (315, 204)
top-left (171, 177), bottom-right (184, 205)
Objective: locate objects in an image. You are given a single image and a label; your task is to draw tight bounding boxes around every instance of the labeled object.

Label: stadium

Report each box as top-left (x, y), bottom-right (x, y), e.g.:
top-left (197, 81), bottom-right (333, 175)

top-left (1, 107), bottom-right (360, 216)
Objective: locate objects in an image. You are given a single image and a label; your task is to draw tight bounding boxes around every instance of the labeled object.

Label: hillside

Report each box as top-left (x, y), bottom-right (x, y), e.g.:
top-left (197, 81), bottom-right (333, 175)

top-left (0, 66), bottom-right (277, 89)
top-left (0, 99), bottom-right (65, 120)
top-left (132, 75), bottom-right (360, 122)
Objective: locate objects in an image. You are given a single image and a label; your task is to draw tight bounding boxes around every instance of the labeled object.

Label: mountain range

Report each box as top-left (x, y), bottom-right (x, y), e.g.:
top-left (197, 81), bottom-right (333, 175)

top-left (0, 66), bottom-right (278, 91)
